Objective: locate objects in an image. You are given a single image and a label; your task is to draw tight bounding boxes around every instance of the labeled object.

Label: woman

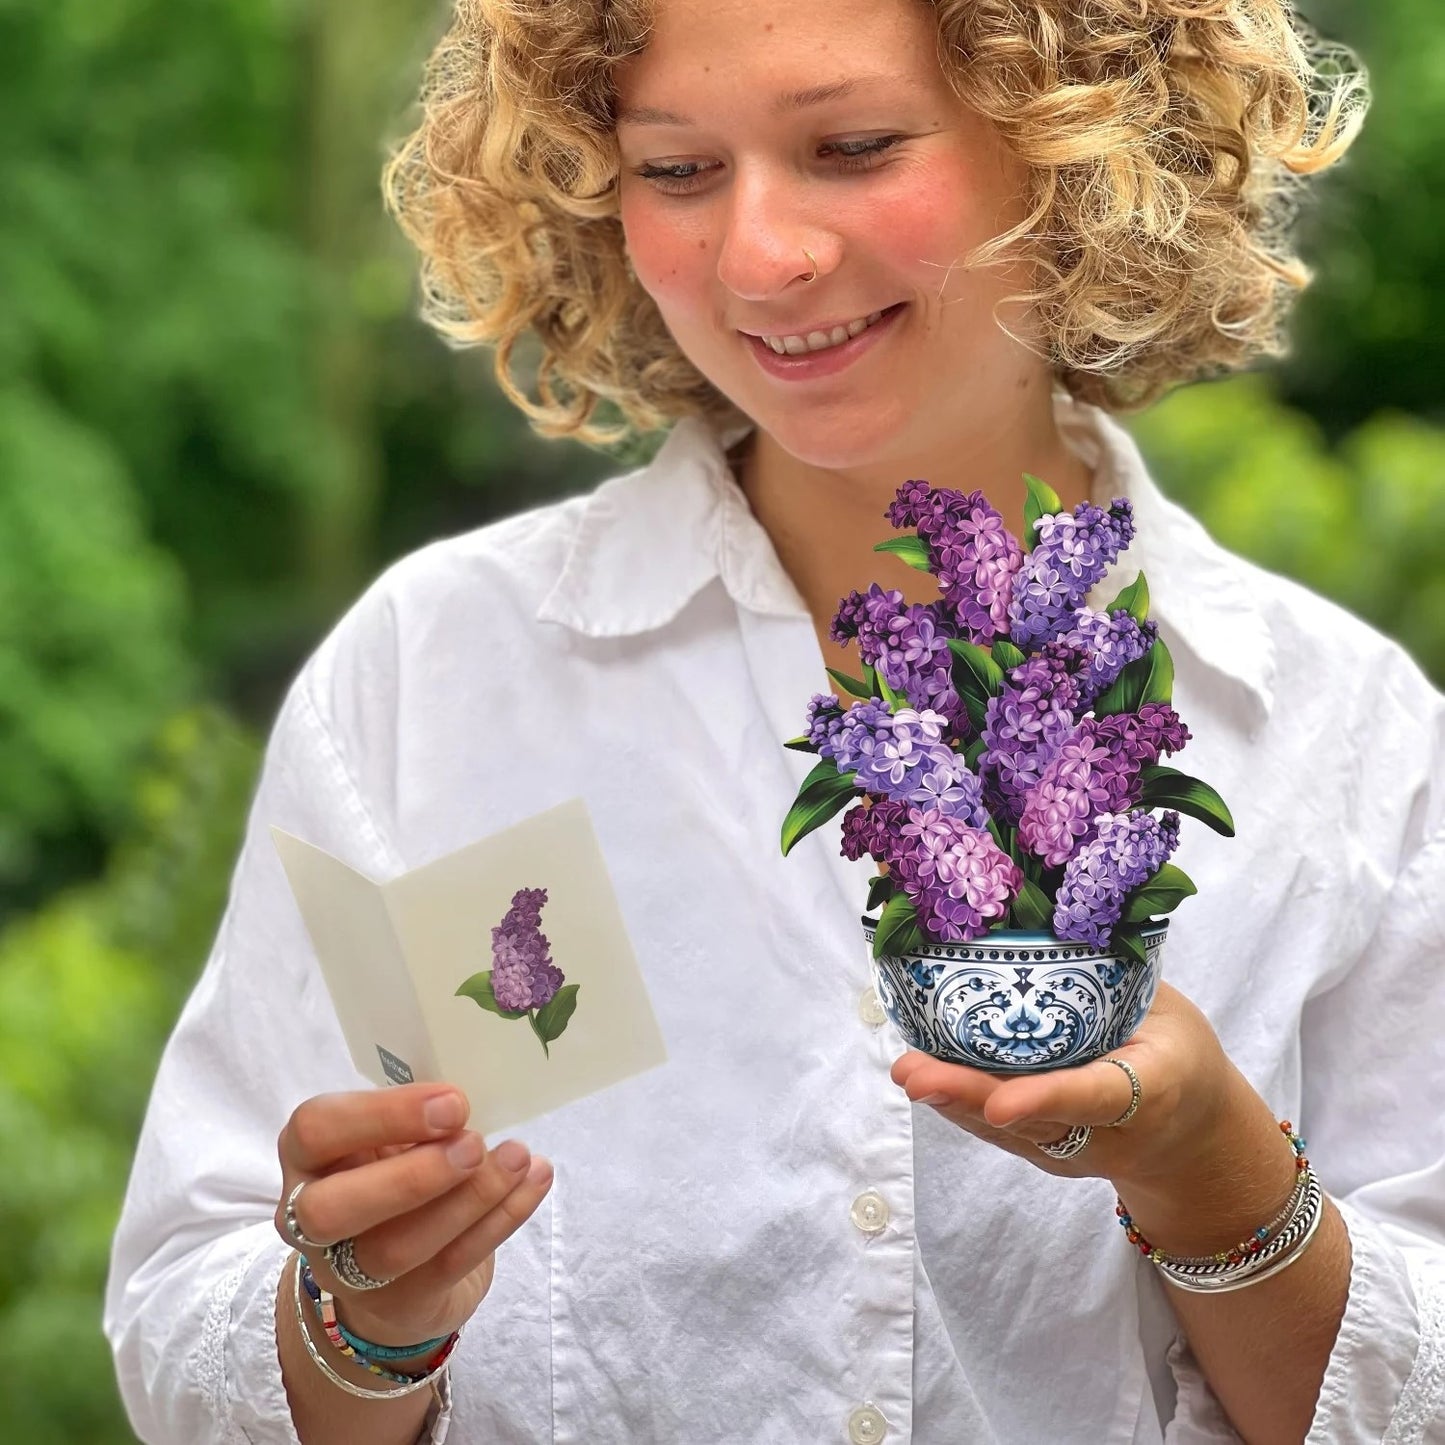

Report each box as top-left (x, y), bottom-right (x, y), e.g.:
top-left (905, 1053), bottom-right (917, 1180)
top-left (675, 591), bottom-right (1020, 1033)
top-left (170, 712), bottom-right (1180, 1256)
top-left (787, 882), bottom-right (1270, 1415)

top-left (105, 1), bottom-right (1445, 1442)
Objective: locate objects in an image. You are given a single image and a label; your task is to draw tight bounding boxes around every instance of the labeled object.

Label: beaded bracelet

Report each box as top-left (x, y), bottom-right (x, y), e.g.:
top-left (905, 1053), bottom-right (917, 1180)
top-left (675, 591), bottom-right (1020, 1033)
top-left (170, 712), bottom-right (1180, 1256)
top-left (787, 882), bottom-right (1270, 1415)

top-left (298, 1256), bottom-right (460, 1386)
top-left (1116, 1120), bottom-right (1326, 1293)
top-left (1154, 1176), bottom-right (1325, 1294)
top-left (290, 1254), bottom-right (441, 1400)
top-left (296, 1255), bottom-right (452, 1360)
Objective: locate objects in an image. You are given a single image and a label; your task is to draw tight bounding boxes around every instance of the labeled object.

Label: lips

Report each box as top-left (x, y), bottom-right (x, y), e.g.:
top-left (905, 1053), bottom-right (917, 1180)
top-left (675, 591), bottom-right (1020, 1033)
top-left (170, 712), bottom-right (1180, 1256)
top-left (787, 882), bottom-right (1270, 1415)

top-left (742, 302), bottom-right (907, 382)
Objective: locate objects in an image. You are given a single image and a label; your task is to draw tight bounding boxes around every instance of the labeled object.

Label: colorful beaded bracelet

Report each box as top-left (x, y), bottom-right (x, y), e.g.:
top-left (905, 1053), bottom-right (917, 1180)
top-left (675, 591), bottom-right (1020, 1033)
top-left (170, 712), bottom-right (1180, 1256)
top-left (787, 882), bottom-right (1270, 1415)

top-left (1115, 1120), bottom-right (1310, 1267)
top-left (298, 1256), bottom-right (460, 1385)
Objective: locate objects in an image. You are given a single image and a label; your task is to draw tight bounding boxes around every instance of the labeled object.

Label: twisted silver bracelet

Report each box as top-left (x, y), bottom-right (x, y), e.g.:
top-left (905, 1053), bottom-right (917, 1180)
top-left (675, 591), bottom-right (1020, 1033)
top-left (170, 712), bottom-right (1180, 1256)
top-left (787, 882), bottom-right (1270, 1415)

top-left (1154, 1174), bottom-right (1324, 1294)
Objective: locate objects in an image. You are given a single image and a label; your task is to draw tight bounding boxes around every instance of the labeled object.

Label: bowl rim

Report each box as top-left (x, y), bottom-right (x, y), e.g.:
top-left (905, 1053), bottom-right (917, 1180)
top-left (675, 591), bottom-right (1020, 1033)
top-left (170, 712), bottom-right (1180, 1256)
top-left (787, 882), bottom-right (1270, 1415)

top-left (859, 917), bottom-right (1170, 947)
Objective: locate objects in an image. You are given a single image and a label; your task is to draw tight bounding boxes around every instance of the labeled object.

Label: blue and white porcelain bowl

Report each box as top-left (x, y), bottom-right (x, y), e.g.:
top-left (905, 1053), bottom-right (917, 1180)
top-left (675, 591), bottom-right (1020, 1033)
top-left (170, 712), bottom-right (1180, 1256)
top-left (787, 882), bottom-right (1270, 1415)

top-left (862, 918), bottom-right (1168, 1073)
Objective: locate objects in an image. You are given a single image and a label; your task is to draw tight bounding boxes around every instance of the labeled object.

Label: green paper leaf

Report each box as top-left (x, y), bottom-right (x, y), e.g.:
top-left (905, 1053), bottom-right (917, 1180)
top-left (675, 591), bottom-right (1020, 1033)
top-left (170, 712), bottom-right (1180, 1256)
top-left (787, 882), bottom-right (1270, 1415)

top-left (1113, 927), bottom-right (1152, 968)
top-left (963, 736), bottom-right (987, 771)
top-left (1091, 639), bottom-right (1174, 716)
top-left (535, 983), bottom-right (580, 1046)
top-left (1023, 473), bottom-right (1063, 551)
top-left (827, 667), bottom-right (872, 700)
top-left (455, 971), bottom-right (529, 1020)
top-left (781, 764), bottom-right (859, 855)
top-left (1108, 572), bottom-right (1151, 624)
top-left (876, 670), bottom-right (906, 709)
top-left (1137, 766), bottom-right (1236, 837)
top-left (1121, 864), bottom-right (1197, 923)
top-left (1140, 638), bottom-right (1175, 706)
top-left (1010, 874), bottom-right (1054, 931)
top-left (866, 874), bottom-right (896, 913)
top-left (872, 890), bottom-right (926, 959)
top-left (873, 535), bottom-right (933, 571)
top-left (992, 639), bottom-right (1027, 672)
top-left (784, 735), bottom-right (818, 753)
top-left (948, 638), bottom-right (1004, 731)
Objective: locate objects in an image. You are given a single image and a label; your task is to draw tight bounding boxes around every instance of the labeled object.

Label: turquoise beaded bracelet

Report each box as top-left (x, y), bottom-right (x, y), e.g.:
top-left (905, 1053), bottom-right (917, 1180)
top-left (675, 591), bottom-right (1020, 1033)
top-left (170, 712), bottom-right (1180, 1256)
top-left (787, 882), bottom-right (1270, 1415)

top-left (298, 1255), bottom-right (453, 1360)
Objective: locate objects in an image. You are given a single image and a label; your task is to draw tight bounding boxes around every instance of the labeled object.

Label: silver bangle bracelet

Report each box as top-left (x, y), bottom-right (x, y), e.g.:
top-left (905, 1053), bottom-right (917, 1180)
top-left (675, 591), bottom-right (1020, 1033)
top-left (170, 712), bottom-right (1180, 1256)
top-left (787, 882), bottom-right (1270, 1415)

top-left (1160, 1198), bottom-right (1326, 1295)
top-left (290, 1253), bottom-right (443, 1401)
top-left (1157, 1170), bottom-right (1311, 1270)
top-left (1154, 1175), bottom-right (1325, 1293)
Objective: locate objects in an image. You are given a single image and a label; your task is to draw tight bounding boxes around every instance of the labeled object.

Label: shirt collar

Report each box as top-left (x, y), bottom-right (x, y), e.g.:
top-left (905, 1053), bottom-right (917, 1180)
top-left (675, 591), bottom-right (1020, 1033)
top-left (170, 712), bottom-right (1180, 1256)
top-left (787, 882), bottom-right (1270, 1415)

top-left (537, 393), bottom-right (1275, 719)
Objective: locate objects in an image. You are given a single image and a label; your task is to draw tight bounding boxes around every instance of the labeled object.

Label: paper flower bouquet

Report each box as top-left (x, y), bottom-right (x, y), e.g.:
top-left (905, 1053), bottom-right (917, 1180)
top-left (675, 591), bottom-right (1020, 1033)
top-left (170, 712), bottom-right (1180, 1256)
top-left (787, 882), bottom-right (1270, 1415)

top-left (780, 476), bottom-right (1234, 1070)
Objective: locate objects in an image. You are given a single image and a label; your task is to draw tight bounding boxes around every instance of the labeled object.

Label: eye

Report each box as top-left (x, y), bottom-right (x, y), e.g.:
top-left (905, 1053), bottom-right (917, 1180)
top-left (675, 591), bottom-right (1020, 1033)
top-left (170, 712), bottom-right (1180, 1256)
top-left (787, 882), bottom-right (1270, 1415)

top-left (822, 135), bottom-right (906, 172)
top-left (630, 135), bottom-right (907, 195)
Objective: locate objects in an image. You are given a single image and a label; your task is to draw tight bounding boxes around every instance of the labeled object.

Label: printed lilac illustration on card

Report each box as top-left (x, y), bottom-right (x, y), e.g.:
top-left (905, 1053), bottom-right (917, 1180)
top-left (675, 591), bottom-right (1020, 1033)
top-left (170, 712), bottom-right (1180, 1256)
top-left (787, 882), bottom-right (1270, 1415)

top-left (456, 887), bottom-right (580, 1057)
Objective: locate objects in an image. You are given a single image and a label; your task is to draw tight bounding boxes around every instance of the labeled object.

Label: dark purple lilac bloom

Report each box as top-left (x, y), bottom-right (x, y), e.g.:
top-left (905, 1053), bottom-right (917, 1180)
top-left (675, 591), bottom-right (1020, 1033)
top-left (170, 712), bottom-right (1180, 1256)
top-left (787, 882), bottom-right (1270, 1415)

top-left (840, 798), bottom-right (912, 864)
top-left (491, 887), bottom-right (564, 1011)
top-left (1018, 705), bottom-right (1191, 865)
top-left (873, 600), bottom-right (969, 736)
top-left (979, 648), bottom-right (1084, 826)
top-left (1009, 499), bottom-right (1136, 648)
top-left (886, 482), bottom-right (1023, 647)
top-left (830, 583), bottom-right (905, 659)
top-left (1052, 810), bottom-right (1182, 949)
top-left (1060, 607), bottom-right (1159, 705)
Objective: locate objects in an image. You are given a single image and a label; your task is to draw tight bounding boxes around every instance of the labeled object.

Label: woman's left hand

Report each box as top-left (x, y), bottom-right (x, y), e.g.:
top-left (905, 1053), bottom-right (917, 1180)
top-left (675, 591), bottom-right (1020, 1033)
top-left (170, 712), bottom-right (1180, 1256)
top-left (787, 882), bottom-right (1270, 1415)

top-left (890, 980), bottom-right (1242, 1193)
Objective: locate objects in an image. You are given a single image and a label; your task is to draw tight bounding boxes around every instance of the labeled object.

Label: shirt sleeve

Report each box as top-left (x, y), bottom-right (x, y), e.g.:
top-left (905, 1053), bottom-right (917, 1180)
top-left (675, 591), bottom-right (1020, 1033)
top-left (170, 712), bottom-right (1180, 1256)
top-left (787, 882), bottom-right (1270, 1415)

top-left (1167, 819), bottom-right (1445, 1444)
top-left (101, 660), bottom-right (453, 1445)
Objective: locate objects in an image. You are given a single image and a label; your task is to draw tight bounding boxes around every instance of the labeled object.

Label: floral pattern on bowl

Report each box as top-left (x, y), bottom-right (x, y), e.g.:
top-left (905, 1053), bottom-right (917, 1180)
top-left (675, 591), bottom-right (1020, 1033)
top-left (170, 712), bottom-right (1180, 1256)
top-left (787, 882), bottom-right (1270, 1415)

top-left (863, 918), bottom-right (1167, 1072)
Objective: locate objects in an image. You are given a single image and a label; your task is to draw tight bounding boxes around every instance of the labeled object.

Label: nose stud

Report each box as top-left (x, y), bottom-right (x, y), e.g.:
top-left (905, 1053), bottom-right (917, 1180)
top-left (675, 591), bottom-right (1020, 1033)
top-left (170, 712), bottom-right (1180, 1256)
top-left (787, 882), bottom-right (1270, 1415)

top-left (801, 249), bottom-right (818, 283)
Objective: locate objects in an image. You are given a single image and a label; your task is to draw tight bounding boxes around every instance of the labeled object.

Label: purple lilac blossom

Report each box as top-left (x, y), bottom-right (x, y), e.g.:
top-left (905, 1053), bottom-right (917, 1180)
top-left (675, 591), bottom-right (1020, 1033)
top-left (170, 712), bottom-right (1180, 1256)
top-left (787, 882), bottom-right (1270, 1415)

top-left (885, 484), bottom-right (1023, 647)
top-left (805, 694), bottom-right (845, 752)
top-left (1052, 810), bottom-right (1182, 949)
top-left (490, 887), bottom-right (564, 1011)
top-left (897, 808), bottom-right (1023, 942)
top-left (1060, 607), bottom-right (1159, 705)
top-left (872, 600), bottom-right (969, 737)
top-left (978, 647), bottom-right (1084, 826)
top-left (1017, 705), bottom-right (1192, 865)
top-left (1008, 500), bottom-right (1136, 649)
top-left (840, 798), bottom-right (912, 864)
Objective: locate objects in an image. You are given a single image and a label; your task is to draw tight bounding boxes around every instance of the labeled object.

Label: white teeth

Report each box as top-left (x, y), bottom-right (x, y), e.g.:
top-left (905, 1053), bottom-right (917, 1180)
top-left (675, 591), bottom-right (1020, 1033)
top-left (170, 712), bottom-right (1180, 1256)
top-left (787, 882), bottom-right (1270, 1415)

top-left (760, 307), bottom-right (892, 355)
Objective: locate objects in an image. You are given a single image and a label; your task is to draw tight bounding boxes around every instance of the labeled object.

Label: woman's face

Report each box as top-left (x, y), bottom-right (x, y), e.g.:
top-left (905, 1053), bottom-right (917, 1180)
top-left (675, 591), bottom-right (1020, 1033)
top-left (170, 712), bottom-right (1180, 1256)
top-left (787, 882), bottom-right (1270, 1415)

top-left (614, 0), bottom-right (1042, 471)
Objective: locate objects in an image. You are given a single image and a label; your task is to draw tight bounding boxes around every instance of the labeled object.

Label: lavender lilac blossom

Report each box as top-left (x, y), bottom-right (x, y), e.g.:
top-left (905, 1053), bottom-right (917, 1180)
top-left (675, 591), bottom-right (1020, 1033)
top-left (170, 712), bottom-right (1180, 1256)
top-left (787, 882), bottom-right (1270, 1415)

top-left (1052, 810), bottom-right (1182, 948)
top-left (1059, 607), bottom-right (1159, 705)
top-left (1017, 705), bottom-right (1191, 866)
top-left (1009, 500), bottom-right (1136, 649)
top-left (978, 647), bottom-right (1085, 826)
top-left (491, 887), bottom-right (564, 1012)
top-left (887, 482), bottom-right (1023, 647)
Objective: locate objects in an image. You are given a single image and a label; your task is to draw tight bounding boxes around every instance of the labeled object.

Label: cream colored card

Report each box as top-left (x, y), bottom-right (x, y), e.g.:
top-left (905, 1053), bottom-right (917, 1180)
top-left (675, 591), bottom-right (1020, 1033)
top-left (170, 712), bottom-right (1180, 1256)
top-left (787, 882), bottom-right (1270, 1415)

top-left (271, 798), bottom-right (667, 1135)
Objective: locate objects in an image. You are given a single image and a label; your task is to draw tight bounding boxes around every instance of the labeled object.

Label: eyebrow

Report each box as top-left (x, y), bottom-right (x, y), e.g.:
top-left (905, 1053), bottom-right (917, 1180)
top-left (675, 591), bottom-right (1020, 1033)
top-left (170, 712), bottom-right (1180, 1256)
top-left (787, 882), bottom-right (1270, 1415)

top-left (616, 77), bottom-right (892, 128)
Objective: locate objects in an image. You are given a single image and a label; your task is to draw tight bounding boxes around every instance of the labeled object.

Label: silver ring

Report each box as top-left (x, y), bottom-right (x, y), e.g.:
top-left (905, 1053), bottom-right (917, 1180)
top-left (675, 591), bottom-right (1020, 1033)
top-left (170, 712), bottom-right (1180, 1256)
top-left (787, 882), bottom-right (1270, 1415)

top-left (324, 1236), bottom-right (393, 1291)
top-left (1036, 1124), bottom-right (1093, 1160)
top-left (283, 1181), bottom-right (332, 1251)
top-left (1102, 1057), bottom-right (1142, 1127)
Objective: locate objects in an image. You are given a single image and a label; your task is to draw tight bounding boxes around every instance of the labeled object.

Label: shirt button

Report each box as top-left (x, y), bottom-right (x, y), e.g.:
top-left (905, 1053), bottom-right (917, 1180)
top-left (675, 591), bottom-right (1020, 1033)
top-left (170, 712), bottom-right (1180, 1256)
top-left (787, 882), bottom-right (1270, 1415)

top-left (850, 1189), bottom-right (889, 1236)
top-left (847, 1402), bottom-right (888, 1443)
top-left (857, 985), bottom-right (887, 1026)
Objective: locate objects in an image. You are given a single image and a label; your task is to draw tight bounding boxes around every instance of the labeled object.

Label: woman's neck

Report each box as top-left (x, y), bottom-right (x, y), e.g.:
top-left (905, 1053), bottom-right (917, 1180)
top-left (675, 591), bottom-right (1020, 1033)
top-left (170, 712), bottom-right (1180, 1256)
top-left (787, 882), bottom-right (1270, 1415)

top-left (734, 388), bottom-right (1097, 679)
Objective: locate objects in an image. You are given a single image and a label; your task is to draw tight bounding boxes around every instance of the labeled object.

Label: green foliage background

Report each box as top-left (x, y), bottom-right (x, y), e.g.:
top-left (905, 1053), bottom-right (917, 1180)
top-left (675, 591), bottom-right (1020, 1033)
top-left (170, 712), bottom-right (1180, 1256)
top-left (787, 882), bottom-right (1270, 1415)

top-left (0, 1), bottom-right (1440, 1437)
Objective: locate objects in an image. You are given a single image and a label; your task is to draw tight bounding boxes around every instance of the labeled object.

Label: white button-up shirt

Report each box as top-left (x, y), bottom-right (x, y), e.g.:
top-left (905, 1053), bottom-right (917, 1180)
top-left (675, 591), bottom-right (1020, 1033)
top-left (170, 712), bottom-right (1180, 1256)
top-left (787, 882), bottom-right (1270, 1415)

top-left (105, 392), bottom-right (1445, 1443)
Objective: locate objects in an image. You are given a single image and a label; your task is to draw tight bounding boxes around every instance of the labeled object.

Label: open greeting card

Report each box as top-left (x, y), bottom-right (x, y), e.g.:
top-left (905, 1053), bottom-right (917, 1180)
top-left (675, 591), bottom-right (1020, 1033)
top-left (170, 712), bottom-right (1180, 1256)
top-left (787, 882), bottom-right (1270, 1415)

top-left (271, 797), bottom-right (667, 1136)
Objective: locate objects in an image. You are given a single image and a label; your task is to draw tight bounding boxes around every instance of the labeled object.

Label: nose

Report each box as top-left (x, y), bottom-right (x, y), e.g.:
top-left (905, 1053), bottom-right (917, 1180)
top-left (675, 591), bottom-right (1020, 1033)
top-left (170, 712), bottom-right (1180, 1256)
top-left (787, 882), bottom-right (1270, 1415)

top-left (715, 168), bottom-right (836, 300)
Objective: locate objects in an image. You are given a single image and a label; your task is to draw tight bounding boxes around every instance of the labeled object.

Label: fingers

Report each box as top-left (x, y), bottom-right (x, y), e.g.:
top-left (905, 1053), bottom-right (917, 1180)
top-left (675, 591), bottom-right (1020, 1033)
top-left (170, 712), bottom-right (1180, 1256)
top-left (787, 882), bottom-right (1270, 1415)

top-left (284, 1130), bottom-right (497, 1249)
top-left (422, 1157), bottom-right (555, 1288)
top-left (982, 1052), bottom-right (1139, 1131)
top-left (333, 1139), bottom-right (538, 1284)
top-left (279, 1084), bottom-right (470, 1175)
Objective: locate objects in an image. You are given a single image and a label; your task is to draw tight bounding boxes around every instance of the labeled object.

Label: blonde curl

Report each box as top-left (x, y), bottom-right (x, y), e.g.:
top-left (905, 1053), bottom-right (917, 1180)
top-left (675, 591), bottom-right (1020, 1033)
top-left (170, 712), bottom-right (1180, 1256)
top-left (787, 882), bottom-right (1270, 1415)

top-left (384, 0), bottom-right (1368, 443)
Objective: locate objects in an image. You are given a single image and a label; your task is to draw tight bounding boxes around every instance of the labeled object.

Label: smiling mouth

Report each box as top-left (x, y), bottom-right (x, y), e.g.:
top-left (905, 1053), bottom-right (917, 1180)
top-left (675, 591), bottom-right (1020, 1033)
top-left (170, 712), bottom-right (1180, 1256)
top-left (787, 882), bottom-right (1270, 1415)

top-left (746, 303), bottom-right (906, 356)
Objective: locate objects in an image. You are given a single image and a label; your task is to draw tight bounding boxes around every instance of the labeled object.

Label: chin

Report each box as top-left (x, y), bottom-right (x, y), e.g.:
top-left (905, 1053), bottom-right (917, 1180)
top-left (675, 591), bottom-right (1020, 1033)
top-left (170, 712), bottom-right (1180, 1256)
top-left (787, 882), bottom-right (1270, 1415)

top-left (759, 403), bottom-right (909, 474)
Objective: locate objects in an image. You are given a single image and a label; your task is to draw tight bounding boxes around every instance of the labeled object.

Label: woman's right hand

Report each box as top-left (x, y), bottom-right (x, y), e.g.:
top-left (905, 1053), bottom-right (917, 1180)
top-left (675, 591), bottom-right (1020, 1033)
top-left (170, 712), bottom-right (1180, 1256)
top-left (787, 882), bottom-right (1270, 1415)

top-left (274, 1082), bottom-right (552, 1347)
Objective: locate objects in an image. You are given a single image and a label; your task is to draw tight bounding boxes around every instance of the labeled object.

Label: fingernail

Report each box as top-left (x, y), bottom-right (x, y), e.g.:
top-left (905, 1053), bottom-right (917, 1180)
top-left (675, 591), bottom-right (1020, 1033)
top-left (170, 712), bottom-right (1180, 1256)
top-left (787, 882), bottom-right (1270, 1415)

top-left (918, 1093), bottom-right (950, 1107)
top-left (527, 1157), bottom-right (554, 1186)
top-left (446, 1132), bottom-right (484, 1169)
top-left (425, 1093), bottom-right (465, 1132)
top-left (493, 1139), bottom-right (530, 1172)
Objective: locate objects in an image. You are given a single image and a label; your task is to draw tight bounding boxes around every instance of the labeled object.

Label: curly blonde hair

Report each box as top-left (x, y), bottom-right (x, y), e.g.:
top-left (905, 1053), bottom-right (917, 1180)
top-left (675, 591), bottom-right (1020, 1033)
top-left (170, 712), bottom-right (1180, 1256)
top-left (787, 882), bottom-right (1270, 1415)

top-left (383, 0), bottom-right (1368, 444)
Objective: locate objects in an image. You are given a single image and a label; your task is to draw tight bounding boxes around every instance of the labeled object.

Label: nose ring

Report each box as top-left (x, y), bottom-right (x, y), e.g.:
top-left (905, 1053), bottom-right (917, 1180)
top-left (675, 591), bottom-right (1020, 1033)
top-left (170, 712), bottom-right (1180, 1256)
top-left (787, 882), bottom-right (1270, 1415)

top-left (801, 249), bottom-right (818, 283)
